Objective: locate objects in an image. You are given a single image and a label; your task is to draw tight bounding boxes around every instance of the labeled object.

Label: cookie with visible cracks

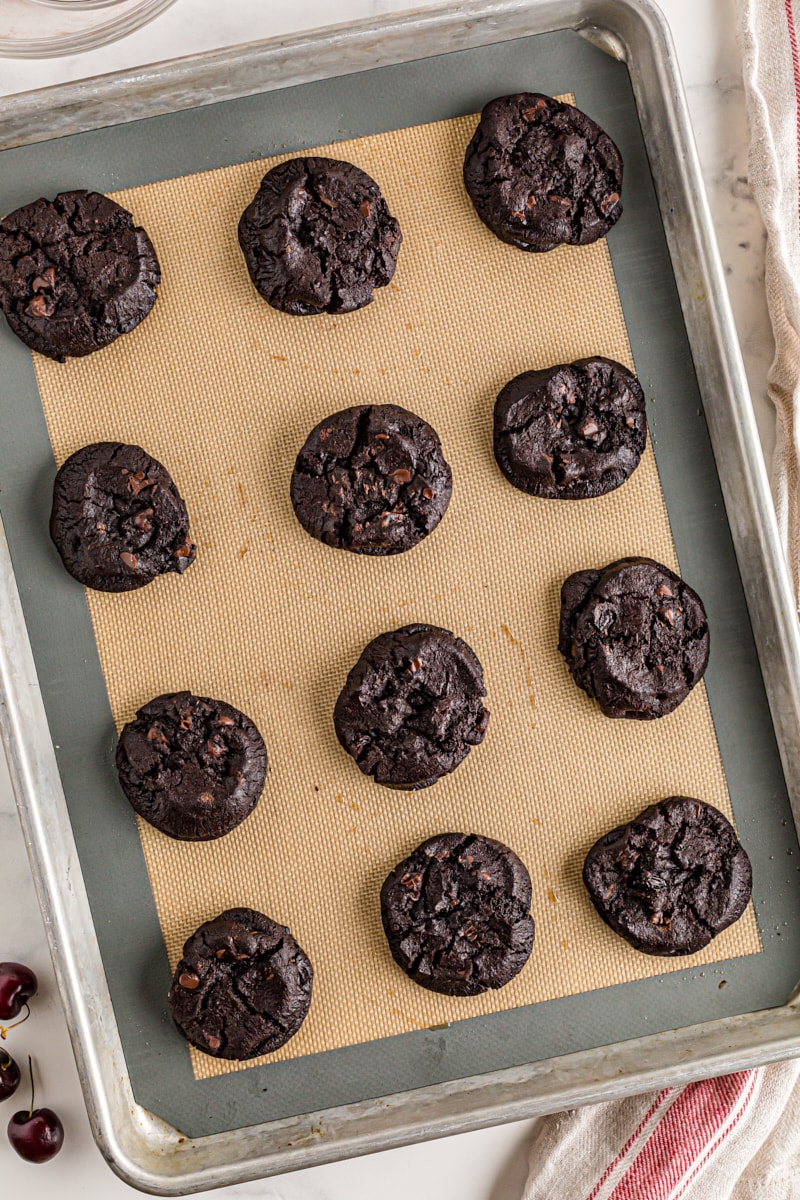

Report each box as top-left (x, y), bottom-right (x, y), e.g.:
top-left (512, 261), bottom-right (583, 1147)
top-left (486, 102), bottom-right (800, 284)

top-left (583, 797), bottom-right (752, 956)
top-left (0, 189), bottom-right (160, 362)
top-left (50, 441), bottom-right (196, 592)
top-left (238, 156), bottom-right (401, 315)
top-left (116, 691), bottom-right (267, 841)
top-left (381, 833), bottom-right (535, 996)
top-left (334, 623), bottom-right (489, 790)
top-left (168, 908), bottom-right (313, 1059)
top-left (290, 404), bottom-right (452, 556)
top-left (558, 557), bottom-right (709, 719)
top-left (463, 93), bottom-right (623, 252)
top-left (494, 357), bottom-right (646, 499)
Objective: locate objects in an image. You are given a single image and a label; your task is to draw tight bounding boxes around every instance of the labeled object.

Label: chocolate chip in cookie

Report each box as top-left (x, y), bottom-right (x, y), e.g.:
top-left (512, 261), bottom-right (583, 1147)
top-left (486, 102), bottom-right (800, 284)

top-left (50, 442), bottom-right (196, 592)
top-left (494, 357), bottom-right (646, 499)
top-left (168, 908), bottom-right (313, 1058)
top-left (0, 190), bottom-right (160, 362)
top-left (463, 93), bottom-right (623, 252)
top-left (558, 557), bottom-right (710, 719)
top-left (116, 691), bottom-right (267, 841)
top-left (381, 833), bottom-right (534, 995)
top-left (290, 404), bottom-right (452, 556)
top-left (583, 797), bottom-right (752, 956)
top-left (334, 624), bottom-right (489, 790)
top-left (238, 156), bottom-right (402, 315)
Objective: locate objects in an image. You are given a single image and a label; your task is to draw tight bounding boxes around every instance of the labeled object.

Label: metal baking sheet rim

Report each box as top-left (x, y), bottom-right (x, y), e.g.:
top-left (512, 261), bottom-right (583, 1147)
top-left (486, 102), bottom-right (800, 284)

top-left (3, 0), bottom-right (800, 1193)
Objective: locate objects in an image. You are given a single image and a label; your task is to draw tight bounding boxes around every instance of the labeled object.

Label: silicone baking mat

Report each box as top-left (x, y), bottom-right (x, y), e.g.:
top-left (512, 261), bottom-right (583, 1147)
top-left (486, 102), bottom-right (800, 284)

top-left (1, 30), bottom-right (797, 1138)
top-left (30, 107), bottom-right (761, 1079)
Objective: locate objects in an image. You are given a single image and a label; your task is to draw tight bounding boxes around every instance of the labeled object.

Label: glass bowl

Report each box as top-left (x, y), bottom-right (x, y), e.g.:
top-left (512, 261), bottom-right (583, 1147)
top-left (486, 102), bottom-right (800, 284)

top-left (0, 0), bottom-right (178, 58)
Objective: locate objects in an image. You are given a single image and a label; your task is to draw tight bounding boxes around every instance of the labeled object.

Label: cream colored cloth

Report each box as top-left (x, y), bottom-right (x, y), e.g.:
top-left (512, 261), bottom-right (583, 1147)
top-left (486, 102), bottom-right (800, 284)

top-left (738, 0), bottom-right (800, 599)
top-left (523, 1063), bottom-right (800, 1200)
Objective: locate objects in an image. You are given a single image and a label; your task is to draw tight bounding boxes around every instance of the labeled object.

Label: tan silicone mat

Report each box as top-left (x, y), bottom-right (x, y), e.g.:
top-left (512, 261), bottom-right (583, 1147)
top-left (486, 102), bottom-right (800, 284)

top-left (31, 109), bottom-right (761, 1080)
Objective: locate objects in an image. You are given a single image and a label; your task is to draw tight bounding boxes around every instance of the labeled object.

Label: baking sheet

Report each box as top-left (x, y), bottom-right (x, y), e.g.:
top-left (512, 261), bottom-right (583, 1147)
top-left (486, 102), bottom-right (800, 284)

top-left (0, 28), bottom-right (797, 1139)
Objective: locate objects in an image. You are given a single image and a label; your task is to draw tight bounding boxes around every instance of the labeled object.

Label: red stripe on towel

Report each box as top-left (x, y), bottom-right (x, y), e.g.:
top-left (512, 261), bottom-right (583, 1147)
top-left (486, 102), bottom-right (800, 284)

top-left (585, 1089), bottom-right (673, 1200)
top-left (605, 1072), bottom-right (755, 1200)
top-left (671, 1073), bottom-right (759, 1200)
top-left (785, 0), bottom-right (800, 218)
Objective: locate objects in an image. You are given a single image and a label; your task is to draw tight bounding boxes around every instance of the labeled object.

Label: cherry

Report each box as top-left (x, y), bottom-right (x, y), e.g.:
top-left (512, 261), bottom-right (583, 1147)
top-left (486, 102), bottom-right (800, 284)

top-left (0, 1050), bottom-right (20, 1102)
top-left (7, 1058), bottom-right (63, 1164)
top-left (0, 963), bottom-right (37, 1022)
top-left (8, 1108), bottom-right (64, 1164)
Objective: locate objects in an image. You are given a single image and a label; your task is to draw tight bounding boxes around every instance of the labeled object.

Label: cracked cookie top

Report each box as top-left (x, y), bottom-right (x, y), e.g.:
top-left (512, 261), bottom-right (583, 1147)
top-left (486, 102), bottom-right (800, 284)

top-left (463, 93), bottom-right (623, 252)
top-left (167, 908), bottom-right (313, 1059)
top-left (558, 557), bottom-right (710, 720)
top-left (583, 798), bottom-right (752, 956)
top-left (334, 624), bottom-right (489, 790)
top-left (238, 155), bottom-right (402, 315)
top-left (290, 404), bottom-right (452, 556)
top-left (494, 357), bottom-right (646, 500)
top-left (380, 833), bottom-right (534, 995)
top-left (116, 691), bottom-right (267, 842)
top-left (50, 441), bottom-right (196, 593)
top-left (0, 189), bottom-right (160, 362)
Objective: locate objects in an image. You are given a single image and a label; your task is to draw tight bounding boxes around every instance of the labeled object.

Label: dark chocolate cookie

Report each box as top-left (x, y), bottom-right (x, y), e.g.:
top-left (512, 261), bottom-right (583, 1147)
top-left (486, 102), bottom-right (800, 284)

top-left (381, 833), bottom-right (534, 995)
top-left (116, 691), bottom-right (267, 841)
top-left (0, 189), bottom-right (160, 362)
top-left (463, 93), bottom-right (623, 252)
top-left (334, 624), bottom-right (489, 790)
top-left (50, 442), bottom-right (196, 592)
top-left (168, 907), bottom-right (313, 1059)
top-left (558, 557), bottom-right (709, 719)
top-left (238, 156), bottom-right (402, 315)
top-left (290, 404), bottom-right (452, 556)
top-left (583, 797), bottom-right (752, 956)
top-left (494, 357), bottom-right (646, 499)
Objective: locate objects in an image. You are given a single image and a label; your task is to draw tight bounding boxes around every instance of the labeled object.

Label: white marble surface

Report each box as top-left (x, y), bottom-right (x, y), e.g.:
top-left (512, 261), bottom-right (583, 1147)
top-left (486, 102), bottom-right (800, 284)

top-left (0, 1), bottom-right (776, 1196)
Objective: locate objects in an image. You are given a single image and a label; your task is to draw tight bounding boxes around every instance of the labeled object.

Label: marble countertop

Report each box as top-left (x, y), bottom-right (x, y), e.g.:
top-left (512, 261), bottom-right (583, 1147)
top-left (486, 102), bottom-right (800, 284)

top-left (0, 2), bottom-right (775, 1196)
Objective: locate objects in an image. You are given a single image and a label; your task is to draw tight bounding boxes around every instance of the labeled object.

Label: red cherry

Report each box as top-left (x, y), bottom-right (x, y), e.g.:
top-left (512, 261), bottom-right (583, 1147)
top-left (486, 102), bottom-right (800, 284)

top-left (6, 1057), bottom-right (63, 1163)
top-left (0, 963), bottom-right (38, 1021)
top-left (0, 1050), bottom-right (20, 1102)
top-left (7, 1108), bottom-right (64, 1163)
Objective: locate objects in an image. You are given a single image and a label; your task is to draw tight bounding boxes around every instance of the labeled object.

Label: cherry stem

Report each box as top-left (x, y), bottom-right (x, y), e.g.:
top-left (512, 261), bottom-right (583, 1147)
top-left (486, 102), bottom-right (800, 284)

top-left (0, 1002), bottom-right (30, 1040)
top-left (27, 1055), bottom-right (34, 1118)
top-left (0, 1049), bottom-right (11, 1070)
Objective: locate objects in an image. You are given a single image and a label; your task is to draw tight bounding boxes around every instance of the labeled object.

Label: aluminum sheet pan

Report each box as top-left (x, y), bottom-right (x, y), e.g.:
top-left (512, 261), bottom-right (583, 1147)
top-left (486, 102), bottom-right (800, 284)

top-left (2, 1), bottom-right (800, 1193)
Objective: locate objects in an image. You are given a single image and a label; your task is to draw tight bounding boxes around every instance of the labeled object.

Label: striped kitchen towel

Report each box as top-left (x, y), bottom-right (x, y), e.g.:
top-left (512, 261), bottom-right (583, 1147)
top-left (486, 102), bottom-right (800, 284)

top-left (523, 1062), bottom-right (800, 1199)
top-left (738, 0), bottom-right (800, 602)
